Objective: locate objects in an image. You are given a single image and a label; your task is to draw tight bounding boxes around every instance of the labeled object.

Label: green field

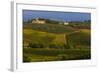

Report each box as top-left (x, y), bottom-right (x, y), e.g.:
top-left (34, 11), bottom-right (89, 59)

top-left (23, 22), bottom-right (91, 62)
top-left (23, 48), bottom-right (90, 62)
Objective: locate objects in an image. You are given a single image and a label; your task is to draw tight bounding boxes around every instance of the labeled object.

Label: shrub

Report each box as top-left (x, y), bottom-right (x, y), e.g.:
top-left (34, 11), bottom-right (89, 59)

top-left (29, 42), bottom-right (44, 48)
top-left (63, 44), bottom-right (71, 49)
top-left (49, 42), bottom-right (66, 49)
top-left (23, 55), bottom-right (31, 62)
top-left (58, 54), bottom-right (68, 60)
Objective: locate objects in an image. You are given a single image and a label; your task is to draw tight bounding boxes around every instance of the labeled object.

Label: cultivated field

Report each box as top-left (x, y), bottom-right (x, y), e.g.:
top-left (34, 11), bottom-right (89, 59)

top-left (23, 21), bottom-right (91, 62)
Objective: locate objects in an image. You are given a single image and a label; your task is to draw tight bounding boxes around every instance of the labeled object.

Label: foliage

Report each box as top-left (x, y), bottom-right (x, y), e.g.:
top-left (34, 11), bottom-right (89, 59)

top-left (23, 48), bottom-right (91, 62)
top-left (66, 31), bottom-right (90, 49)
top-left (24, 23), bottom-right (74, 34)
top-left (23, 20), bottom-right (91, 62)
top-left (23, 54), bottom-right (31, 62)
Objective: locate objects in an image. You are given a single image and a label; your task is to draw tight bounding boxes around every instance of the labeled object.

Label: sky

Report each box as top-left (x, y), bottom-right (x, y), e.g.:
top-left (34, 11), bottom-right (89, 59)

top-left (23, 10), bottom-right (91, 22)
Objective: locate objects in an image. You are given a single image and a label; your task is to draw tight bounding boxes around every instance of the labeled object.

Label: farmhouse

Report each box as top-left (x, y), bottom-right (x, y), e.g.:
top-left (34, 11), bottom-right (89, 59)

top-left (64, 22), bottom-right (69, 25)
top-left (32, 18), bottom-right (46, 24)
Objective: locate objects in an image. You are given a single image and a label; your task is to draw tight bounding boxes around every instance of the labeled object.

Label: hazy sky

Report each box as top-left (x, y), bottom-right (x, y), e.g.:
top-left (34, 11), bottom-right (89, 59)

top-left (23, 10), bottom-right (91, 22)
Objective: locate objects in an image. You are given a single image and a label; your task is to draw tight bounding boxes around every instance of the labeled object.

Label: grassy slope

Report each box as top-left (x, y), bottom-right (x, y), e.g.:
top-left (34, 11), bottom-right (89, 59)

top-left (23, 29), bottom-right (66, 45)
top-left (23, 23), bottom-right (91, 62)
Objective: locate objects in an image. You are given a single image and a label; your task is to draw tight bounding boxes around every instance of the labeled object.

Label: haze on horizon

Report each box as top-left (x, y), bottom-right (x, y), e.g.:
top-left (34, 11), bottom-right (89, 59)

top-left (23, 10), bottom-right (91, 22)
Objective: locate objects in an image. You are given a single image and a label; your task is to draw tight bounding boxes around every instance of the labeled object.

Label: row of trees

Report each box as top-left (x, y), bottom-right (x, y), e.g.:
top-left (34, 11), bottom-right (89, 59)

top-left (28, 42), bottom-right (70, 49)
top-left (69, 20), bottom-right (91, 29)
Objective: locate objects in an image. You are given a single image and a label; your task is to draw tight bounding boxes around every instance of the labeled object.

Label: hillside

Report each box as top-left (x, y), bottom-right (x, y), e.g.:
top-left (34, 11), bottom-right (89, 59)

top-left (23, 21), bottom-right (91, 62)
top-left (23, 23), bottom-right (75, 34)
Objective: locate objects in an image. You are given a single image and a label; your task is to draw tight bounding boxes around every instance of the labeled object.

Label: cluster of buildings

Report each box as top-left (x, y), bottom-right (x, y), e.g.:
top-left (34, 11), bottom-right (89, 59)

top-left (31, 18), bottom-right (69, 25)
